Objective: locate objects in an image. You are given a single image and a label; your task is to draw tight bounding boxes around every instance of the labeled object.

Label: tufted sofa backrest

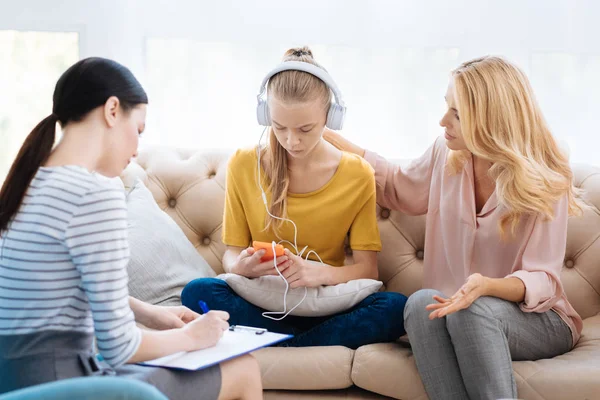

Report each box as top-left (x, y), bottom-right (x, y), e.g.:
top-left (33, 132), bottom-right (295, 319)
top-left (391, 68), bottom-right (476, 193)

top-left (122, 148), bottom-right (600, 320)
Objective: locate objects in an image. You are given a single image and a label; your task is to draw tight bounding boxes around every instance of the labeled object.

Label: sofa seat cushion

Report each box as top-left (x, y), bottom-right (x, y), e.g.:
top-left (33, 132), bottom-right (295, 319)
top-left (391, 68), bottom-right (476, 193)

top-left (252, 346), bottom-right (355, 390)
top-left (513, 315), bottom-right (600, 400)
top-left (352, 316), bottom-right (600, 400)
top-left (351, 343), bottom-right (426, 400)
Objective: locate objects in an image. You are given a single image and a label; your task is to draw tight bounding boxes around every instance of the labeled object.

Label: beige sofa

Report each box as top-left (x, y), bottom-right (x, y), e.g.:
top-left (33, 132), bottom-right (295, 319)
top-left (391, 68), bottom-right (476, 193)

top-left (122, 147), bottom-right (600, 400)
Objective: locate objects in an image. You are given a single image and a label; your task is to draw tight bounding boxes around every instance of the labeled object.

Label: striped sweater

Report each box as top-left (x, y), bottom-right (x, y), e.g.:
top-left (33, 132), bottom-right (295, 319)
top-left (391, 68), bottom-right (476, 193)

top-left (0, 165), bottom-right (141, 367)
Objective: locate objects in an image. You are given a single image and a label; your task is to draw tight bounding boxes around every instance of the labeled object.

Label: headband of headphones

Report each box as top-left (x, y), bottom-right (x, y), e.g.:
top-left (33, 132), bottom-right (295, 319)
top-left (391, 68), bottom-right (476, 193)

top-left (256, 61), bottom-right (345, 107)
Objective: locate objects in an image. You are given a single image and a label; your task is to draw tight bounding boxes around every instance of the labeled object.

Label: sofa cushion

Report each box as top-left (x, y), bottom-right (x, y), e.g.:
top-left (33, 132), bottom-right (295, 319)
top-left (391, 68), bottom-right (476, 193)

top-left (126, 179), bottom-right (215, 306)
top-left (351, 343), bottom-right (426, 400)
top-left (252, 346), bottom-right (355, 390)
top-left (219, 273), bottom-right (383, 317)
top-left (512, 314), bottom-right (600, 400)
top-left (352, 316), bottom-right (600, 400)
top-left (560, 164), bottom-right (600, 320)
top-left (121, 148), bottom-right (231, 275)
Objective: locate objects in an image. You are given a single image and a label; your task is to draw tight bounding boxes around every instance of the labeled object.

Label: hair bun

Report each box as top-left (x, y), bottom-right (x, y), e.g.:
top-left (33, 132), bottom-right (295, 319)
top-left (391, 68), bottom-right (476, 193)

top-left (284, 46), bottom-right (314, 59)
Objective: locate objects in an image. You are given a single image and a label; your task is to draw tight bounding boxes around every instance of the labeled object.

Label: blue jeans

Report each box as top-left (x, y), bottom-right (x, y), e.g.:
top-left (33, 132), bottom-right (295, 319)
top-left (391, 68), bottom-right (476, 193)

top-left (182, 278), bottom-right (407, 349)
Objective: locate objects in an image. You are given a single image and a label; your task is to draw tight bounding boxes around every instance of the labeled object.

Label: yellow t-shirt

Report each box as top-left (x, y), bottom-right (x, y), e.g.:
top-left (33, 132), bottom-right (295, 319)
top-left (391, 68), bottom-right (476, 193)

top-left (222, 147), bottom-right (381, 267)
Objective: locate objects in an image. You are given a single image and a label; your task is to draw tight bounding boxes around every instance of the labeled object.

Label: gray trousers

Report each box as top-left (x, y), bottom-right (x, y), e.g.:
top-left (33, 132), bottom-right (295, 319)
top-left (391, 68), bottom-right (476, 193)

top-left (404, 289), bottom-right (573, 400)
top-left (0, 330), bottom-right (221, 399)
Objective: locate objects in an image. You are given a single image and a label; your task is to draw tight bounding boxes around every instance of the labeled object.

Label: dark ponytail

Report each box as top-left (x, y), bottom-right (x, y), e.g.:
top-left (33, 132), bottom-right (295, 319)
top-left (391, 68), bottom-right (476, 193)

top-left (0, 57), bottom-right (147, 233)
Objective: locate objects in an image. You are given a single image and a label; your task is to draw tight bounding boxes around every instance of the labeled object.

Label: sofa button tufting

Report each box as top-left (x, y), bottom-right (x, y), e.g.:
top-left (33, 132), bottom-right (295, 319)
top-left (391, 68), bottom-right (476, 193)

top-left (381, 209), bottom-right (391, 219)
top-left (208, 172), bottom-right (216, 179)
top-left (168, 199), bottom-right (177, 208)
top-left (416, 250), bottom-right (424, 260)
top-left (565, 260), bottom-right (574, 268)
top-left (203, 237), bottom-right (211, 246)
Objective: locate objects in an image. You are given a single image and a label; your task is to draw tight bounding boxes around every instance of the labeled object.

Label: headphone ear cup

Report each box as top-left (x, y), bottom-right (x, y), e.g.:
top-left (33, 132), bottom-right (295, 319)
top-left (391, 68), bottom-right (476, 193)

top-left (256, 99), bottom-right (271, 126)
top-left (326, 103), bottom-right (346, 130)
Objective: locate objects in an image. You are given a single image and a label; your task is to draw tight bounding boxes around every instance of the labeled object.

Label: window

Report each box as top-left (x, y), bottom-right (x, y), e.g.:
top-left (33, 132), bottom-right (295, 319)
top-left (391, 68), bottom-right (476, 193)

top-left (0, 30), bottom-right (79, 182)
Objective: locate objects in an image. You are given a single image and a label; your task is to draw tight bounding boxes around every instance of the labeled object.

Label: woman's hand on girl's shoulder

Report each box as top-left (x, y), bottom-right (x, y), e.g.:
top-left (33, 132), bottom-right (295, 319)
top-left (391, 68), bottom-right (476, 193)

top-left (323, 128), bottom-right (366, 157)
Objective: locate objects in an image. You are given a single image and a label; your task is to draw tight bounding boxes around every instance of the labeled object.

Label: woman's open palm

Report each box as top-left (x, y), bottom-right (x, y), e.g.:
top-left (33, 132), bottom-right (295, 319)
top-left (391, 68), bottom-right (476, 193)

top-left (426, 273), bottom-right (488, 319)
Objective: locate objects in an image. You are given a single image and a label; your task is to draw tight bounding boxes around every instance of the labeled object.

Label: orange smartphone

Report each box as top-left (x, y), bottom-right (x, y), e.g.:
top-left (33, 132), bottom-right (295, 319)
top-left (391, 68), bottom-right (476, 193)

top-left (252, 241), bottom-right (284, 262)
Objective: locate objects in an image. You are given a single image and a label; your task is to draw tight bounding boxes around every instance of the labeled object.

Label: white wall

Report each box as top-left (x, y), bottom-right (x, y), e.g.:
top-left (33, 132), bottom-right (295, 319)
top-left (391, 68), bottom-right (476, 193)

top-left (2, 0), bottom-right (600, 163)
top-left (4, 0), bottom-right (598, 70)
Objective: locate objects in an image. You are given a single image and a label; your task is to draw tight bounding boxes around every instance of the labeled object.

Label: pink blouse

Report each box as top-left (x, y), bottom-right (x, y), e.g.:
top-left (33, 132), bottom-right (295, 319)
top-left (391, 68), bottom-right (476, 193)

top-left (364, 137), bottom-right (583, 345)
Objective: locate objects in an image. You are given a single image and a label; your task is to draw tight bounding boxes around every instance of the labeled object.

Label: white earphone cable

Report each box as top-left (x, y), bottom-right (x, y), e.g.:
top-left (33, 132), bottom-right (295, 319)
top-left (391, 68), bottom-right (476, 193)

top-left (255, 127), bottom-right (323, 320)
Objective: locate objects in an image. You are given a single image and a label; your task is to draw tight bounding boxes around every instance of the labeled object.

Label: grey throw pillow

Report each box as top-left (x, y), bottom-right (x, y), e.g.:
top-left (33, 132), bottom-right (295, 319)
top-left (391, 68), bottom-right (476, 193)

top-left (126, 179), bottom-right (215, 306)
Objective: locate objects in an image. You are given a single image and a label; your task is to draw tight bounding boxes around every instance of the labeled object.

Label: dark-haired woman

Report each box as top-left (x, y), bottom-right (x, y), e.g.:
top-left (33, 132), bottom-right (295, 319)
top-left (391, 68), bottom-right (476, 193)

top-left (0, 57), bottom-right (262, 400)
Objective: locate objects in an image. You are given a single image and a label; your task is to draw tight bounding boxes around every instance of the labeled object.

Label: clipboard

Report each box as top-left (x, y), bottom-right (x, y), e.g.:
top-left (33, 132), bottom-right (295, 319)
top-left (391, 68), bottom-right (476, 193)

top-left (138, 325), bottom-right (293, 371)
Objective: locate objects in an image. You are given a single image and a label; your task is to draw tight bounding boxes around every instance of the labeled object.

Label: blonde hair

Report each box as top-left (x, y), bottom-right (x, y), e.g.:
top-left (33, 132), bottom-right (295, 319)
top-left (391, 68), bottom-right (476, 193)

top-left (447, 56), bottom-right (582, 236)
top-left (262, 46), bottom-right (331, 234)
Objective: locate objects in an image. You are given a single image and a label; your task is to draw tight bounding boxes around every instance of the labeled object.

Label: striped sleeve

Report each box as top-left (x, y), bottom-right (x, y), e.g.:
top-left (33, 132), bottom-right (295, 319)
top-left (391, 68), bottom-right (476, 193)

top-left (65, 184), bottom-right (141, 367)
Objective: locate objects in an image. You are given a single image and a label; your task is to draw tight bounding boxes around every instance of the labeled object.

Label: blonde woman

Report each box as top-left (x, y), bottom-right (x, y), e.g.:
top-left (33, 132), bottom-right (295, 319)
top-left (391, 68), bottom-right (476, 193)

top-left (325, 56), bottom-right (582, 400)
top-left (182, 47), bottom-right (407, 348)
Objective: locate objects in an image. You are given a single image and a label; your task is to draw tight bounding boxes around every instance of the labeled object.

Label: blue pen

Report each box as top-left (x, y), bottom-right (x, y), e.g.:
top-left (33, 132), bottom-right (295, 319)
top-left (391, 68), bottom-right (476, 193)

top-left (198, 300), bottom-right (210, 314)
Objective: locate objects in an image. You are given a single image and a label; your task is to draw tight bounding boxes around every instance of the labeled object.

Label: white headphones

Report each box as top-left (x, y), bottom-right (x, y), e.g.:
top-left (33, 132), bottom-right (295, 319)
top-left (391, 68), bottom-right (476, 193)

top-left (256, 61), bottom-right (347, 130)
